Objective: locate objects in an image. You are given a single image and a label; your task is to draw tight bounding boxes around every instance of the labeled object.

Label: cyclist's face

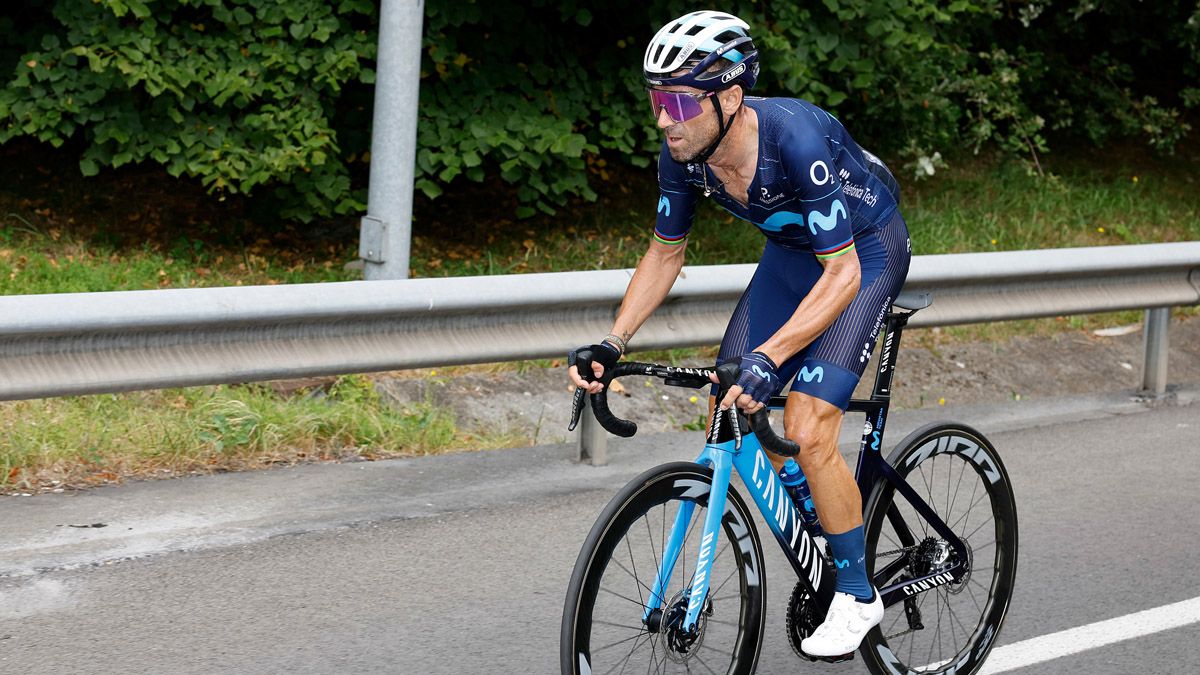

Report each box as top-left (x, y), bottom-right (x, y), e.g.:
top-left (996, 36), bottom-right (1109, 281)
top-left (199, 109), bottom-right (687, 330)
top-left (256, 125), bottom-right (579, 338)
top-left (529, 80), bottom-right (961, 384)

top-left (653, 87), bottom-right (720, 163)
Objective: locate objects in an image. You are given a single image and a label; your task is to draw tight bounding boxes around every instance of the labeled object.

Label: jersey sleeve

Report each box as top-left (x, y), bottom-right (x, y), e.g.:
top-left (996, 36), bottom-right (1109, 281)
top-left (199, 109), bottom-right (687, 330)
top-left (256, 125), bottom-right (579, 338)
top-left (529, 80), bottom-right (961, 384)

top-left (779, 120), bottom-right (855, 260)
top-left (653, 143), bottom-right (698, 246)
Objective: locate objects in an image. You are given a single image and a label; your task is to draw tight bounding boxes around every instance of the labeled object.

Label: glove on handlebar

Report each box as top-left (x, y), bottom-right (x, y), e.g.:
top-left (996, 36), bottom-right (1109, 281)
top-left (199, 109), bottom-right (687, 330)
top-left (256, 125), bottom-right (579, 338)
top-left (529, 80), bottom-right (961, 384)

top-left (733, 351), bottom-right (782, 404)
top-left (568, 341), bottom-right (621, 383)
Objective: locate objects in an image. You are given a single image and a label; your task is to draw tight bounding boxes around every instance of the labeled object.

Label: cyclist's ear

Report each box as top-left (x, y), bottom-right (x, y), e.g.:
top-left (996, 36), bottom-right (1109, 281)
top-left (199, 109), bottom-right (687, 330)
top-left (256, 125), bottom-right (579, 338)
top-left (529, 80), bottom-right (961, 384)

top-left (717, 86), bottom-right (743, 116)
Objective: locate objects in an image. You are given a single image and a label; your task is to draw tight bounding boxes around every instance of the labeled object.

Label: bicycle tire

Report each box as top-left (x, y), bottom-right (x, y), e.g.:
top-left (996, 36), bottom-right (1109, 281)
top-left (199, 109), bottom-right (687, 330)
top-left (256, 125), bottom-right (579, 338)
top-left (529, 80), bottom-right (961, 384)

top-left (561, 462), bottom-right (766, 675)
top-left (861, 422), bottom-right (1018, 675)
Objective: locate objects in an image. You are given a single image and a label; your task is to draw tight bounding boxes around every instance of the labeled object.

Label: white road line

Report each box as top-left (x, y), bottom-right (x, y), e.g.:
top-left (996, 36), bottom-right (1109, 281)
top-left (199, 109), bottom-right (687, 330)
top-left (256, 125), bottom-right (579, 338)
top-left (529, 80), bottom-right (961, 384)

top-left (979, 596), bottom-right (1200, 673)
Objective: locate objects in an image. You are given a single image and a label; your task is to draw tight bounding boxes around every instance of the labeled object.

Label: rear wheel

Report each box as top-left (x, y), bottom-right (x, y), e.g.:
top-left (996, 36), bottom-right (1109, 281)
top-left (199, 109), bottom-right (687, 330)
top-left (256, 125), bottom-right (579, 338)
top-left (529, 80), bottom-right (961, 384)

top-left (560, 462), bottom-right (766, 675)
top-left (861, 423), bottom-right (1018, 675)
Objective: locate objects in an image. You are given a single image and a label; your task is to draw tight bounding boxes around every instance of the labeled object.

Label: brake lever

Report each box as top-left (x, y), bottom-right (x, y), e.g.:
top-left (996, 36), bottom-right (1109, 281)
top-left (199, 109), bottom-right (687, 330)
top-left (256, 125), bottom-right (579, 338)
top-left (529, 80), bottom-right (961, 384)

top-left (728, 406), bottom-right (742, 450)
top-left (567, 386), bottom-right (587, 432)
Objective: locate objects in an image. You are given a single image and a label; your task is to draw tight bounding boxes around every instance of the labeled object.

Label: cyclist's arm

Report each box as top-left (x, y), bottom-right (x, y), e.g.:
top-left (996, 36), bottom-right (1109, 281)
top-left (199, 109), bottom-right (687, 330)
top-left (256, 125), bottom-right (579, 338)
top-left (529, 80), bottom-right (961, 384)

top-left (755, 249), bottom-right (860, 365)
top-left (567, 238), bottom-right (686, 392)
top-left (609, 238), bottom-right (688, 346)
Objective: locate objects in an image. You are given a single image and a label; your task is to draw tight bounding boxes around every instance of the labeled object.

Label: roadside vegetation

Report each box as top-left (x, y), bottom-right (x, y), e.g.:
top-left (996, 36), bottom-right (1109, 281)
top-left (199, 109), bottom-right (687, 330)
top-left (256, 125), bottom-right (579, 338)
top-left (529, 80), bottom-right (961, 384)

top-left (1, 140), bottom-right (1197, 493)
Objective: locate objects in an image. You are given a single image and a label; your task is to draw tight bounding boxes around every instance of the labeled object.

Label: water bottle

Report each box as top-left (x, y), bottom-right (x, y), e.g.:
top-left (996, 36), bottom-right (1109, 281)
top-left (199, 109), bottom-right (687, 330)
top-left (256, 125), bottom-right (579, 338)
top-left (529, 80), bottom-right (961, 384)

top-left (779, 459), bottom-right (823, 537)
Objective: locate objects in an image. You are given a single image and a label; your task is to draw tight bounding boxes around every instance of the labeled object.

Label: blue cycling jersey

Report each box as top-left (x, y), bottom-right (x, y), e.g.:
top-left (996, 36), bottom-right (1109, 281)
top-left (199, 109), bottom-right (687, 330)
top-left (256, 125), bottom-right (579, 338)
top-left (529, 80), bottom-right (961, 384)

top-left (654, 97), bottom-right (900, 260)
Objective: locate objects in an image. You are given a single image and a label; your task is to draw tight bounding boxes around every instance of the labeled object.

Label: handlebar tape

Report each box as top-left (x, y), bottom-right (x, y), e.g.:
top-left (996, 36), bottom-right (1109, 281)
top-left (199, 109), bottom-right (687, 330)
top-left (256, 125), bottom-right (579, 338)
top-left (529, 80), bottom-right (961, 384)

top-left (589, 388), bottom-right (638, 437)
top-left (749, 410), bottom-right (801, 456)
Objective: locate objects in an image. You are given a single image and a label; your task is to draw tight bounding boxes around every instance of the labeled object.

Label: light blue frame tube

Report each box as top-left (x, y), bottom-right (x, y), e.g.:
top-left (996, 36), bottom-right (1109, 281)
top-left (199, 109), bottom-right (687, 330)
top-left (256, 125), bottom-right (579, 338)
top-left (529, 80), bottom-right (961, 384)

top-left (640, 432), bottom-right (827, 632)
top-left (642, 499), bottom-right (696, 620)
top-left (682, 444), bottom-right (733, 629)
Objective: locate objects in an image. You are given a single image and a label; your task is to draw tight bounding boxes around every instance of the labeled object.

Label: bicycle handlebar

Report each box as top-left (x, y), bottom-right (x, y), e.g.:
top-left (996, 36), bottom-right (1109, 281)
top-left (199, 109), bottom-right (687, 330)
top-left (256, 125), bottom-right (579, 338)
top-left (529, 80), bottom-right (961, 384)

top-left (568, 358), bottom-right (801, 457)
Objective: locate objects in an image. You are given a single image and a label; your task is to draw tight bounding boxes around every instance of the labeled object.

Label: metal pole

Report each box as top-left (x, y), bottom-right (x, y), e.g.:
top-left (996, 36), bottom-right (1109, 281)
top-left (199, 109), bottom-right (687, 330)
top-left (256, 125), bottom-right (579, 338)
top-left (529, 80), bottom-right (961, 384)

top-left (360, 0), bottom-right (424, 280)
top-left (1142, 307), bottom-right (1170, 396)
top-left (577, 397), bottom-right (609, 466)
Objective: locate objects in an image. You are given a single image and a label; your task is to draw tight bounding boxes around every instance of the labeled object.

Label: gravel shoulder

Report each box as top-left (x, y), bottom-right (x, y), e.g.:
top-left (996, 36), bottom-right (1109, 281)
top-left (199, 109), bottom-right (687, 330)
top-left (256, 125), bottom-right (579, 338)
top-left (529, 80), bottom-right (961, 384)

top-left (375, 315), bottom-right (1200, 446)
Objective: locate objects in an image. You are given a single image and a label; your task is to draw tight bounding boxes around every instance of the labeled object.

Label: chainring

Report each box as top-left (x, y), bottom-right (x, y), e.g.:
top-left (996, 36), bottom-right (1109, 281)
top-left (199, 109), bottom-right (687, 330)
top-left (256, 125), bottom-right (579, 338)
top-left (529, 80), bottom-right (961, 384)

top-left (785, 582), bottom-right (825, 661)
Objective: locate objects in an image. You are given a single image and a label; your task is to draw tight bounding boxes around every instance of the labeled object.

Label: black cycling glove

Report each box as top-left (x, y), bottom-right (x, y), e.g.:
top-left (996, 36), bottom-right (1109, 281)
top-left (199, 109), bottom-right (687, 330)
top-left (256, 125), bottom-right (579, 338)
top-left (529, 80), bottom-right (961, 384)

top-left (732, 351), bottom-right (782, 404)
top-left (568, 341), bottom-right (621, 384)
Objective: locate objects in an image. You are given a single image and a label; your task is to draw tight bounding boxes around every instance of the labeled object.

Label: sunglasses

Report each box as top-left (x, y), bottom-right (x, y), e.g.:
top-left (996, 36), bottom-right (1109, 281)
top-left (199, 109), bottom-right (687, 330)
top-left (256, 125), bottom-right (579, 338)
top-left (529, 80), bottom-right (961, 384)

top-left (648, 88), bottom-right (716, 124)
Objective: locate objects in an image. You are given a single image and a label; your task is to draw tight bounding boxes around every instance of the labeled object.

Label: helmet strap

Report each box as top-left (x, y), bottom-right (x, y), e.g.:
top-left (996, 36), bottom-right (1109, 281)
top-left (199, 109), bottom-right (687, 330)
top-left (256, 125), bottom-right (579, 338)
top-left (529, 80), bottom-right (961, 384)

top-left (693, 93), bottom-right (737, 166)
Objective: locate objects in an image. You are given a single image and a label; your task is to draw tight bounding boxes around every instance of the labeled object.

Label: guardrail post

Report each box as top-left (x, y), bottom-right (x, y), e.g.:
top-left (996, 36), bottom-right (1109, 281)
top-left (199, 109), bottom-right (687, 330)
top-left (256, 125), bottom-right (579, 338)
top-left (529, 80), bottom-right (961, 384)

top-left (361, 0), bottom-right (424, 280)
top-left (1142, 308), bottom-right (1170, 396)
top-left (577, 397), bottom-right (608, 466)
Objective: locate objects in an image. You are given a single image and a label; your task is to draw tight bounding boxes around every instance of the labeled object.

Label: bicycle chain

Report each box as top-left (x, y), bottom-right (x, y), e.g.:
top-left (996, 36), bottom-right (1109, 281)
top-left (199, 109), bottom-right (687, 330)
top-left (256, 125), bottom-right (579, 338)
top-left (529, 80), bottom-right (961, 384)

top-left (876, 544), bottom-right (918, 641)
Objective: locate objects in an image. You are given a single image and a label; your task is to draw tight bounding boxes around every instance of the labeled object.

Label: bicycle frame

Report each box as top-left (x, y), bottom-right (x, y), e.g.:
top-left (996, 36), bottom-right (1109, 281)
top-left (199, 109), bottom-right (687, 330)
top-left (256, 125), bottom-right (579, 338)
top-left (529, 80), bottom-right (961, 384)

top-left (642, 310), bottom-right (971, 633)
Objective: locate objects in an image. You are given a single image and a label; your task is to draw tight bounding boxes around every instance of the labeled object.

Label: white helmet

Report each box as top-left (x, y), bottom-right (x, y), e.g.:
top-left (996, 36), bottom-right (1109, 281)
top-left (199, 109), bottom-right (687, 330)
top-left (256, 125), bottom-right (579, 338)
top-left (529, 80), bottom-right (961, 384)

top-left (643, 11), bottom-right (759, 91)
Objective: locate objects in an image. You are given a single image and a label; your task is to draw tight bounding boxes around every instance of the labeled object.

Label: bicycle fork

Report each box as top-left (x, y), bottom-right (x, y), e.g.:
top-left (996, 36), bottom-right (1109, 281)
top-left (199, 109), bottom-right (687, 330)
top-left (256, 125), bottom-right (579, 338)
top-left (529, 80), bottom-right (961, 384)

top-left (642, 446), bottom-right (734, 634)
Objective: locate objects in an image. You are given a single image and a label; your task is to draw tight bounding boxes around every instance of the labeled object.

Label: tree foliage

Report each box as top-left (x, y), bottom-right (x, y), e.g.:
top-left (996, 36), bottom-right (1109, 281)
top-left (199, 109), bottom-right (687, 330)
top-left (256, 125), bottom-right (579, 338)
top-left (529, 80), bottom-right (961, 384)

top-left (0, 0), bottom-right (1195, 223)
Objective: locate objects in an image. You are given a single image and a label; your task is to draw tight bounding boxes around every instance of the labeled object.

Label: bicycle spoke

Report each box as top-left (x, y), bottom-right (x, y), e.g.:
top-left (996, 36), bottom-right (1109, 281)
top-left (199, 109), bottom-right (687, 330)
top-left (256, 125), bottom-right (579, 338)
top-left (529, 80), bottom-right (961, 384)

top-left (601, 631), bottom-right (653, 675)
top-left (591, 618), bottom-right (648, 633)
top-left (693, 650), bottom-right (721, 675)
top-left (948, 480), bottom-right (984, 532)
top-left (594, 630), bottom-right (652, 656)
top-left (611, 558), bottom-right (663, 606)
top-left (600, 584), bottom-right (651, 610)
top-left (948, 457), bottom-right (969, 516)
top-left (627, 534), bottom-right (647, 608)
top-left (962, 513), bottom-right (995, 542)
top-left (644, 515), bottom-right (662, 592)
top-left (940, 454), bottom-right (950, 516)
top-left (926, 588), bottom-right (942, 666)
top-left (709, 559), bottom-right (738, 599)
top-left (945, 594), bottom-right (975, 639)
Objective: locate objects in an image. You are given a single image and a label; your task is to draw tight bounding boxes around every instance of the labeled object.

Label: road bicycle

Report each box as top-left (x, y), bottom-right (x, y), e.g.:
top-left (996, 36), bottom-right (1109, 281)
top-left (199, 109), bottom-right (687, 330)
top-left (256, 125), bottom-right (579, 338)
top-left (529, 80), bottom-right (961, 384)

top-left (560, 293), bottom-right (1018, 675)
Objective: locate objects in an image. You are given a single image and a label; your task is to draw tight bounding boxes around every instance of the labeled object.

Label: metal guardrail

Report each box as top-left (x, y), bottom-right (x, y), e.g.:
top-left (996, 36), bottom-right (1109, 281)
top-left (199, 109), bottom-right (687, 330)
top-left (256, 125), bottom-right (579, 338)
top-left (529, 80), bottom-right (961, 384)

top-left (1, 243), bottom-right (1198, 405)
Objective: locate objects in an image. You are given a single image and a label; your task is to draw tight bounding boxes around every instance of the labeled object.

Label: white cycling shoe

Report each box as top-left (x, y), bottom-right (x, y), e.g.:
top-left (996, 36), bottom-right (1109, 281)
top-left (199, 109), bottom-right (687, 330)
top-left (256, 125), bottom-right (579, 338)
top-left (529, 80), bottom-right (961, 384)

top-left (801, 590), bottom-right (884, 657)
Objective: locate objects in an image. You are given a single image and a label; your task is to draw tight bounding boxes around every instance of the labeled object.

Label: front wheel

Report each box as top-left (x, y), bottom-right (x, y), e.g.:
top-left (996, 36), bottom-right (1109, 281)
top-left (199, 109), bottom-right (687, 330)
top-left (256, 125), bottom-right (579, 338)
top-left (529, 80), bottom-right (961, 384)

top-left (560, 462), bottom-right (766, 675)
top-left (861, 423), bottom-right (1018, 675)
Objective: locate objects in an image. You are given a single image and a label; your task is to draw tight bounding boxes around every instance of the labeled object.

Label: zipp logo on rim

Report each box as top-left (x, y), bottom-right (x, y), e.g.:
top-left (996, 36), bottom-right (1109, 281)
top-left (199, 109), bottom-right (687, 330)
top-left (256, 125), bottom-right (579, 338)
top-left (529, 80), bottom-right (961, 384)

top-left (906, 435), bottom-right (1004, 485)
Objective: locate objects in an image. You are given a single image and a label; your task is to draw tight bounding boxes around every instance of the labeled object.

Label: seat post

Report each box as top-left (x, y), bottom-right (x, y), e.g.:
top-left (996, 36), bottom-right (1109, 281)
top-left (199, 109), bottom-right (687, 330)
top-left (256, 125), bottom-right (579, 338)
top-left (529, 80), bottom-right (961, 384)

top-left (869, 311), bottom-right (912, 401)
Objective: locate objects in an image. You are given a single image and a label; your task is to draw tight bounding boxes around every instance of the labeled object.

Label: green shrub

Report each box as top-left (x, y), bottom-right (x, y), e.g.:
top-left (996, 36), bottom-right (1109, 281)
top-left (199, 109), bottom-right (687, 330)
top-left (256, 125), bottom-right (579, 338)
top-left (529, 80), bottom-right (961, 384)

top-left (0, 0), bottom-right (1195, 223)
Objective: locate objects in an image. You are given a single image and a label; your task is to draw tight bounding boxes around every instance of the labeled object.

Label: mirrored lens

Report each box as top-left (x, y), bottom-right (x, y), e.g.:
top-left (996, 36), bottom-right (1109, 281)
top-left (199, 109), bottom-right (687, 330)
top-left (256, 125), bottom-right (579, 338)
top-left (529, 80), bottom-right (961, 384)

top-left (648, 90), bottom-right (707, 123)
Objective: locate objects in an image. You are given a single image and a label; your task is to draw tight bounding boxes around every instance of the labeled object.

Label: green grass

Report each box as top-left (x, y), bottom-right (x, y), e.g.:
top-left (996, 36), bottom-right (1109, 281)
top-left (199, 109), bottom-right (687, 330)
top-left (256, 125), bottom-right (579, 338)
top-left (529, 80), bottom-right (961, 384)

top-left (0, 375), bottom-right (486, 492)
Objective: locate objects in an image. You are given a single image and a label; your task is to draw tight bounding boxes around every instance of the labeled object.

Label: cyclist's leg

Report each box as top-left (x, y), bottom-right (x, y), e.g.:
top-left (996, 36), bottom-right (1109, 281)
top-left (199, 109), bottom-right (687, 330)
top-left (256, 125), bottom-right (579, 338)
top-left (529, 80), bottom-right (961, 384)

top-left (788, 211), bottom-right (911, 528)
top-left (789, 213), bottom-right (911, 655)
top-left (710, 241), bottom-right (815, 443)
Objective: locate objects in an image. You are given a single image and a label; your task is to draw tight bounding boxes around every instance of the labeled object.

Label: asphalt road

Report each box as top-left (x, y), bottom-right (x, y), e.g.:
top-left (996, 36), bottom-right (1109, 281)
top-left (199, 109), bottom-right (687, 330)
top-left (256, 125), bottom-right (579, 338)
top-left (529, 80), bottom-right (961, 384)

top-left (1, 392), bottom-right (1198, 674)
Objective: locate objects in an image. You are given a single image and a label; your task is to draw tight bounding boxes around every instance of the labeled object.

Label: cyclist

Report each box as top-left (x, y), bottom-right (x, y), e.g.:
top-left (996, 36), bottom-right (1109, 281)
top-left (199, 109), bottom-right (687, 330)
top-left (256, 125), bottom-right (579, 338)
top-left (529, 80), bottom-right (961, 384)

top-left (567, 10), bottom-right (911, 658)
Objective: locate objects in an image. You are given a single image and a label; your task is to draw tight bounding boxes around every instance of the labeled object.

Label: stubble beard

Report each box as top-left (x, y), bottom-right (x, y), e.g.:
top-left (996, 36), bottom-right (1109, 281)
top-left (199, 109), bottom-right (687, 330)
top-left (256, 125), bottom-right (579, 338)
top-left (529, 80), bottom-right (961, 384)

top-left (666, 116), bottom-right (718, 164)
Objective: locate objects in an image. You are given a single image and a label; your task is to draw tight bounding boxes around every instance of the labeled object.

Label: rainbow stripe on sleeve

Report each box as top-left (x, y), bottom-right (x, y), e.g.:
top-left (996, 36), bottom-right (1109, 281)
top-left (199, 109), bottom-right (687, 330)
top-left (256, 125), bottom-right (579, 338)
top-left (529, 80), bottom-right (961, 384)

top-left (653, 229), bottom-right (688, 246)
top-left (814, 237), bottom-right (856, 260)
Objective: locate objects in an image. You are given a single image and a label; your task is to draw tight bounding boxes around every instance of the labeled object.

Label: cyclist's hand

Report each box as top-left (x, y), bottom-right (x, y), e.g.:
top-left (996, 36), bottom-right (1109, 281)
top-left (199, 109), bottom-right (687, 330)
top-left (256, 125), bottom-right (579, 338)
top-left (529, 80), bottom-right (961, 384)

top-left (719, 351), bottom-right (781, 415)
top-left (568, 341), bottom-right (621, 394)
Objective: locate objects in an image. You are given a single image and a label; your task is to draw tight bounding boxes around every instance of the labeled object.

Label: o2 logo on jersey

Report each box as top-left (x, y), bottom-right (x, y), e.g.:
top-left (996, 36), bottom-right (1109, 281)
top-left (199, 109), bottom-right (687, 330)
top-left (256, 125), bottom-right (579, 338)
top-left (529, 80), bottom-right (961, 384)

top-left (657, 195), bottom-right (671, 217)
top-left (806, 201), bottom-right (846, 235)
top-left (809, 160), bottom-right (831, 186)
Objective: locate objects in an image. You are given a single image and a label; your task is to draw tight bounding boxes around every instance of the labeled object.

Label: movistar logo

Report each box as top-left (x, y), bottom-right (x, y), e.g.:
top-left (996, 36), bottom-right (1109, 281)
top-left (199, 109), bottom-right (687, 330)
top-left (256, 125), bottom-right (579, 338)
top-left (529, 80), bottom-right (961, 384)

top-left (657, 195), bottom-right (670, 217)
top-left (806, 202), bottom-right (847, 235)
top-left (835, 558), bottom-right (850, 569)
top-left (751, 365), bottom-right (773, 381)
top-left (798, 366), bottom-right (824, 383)
top-left (761, 210), bottom-right (804, 233)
